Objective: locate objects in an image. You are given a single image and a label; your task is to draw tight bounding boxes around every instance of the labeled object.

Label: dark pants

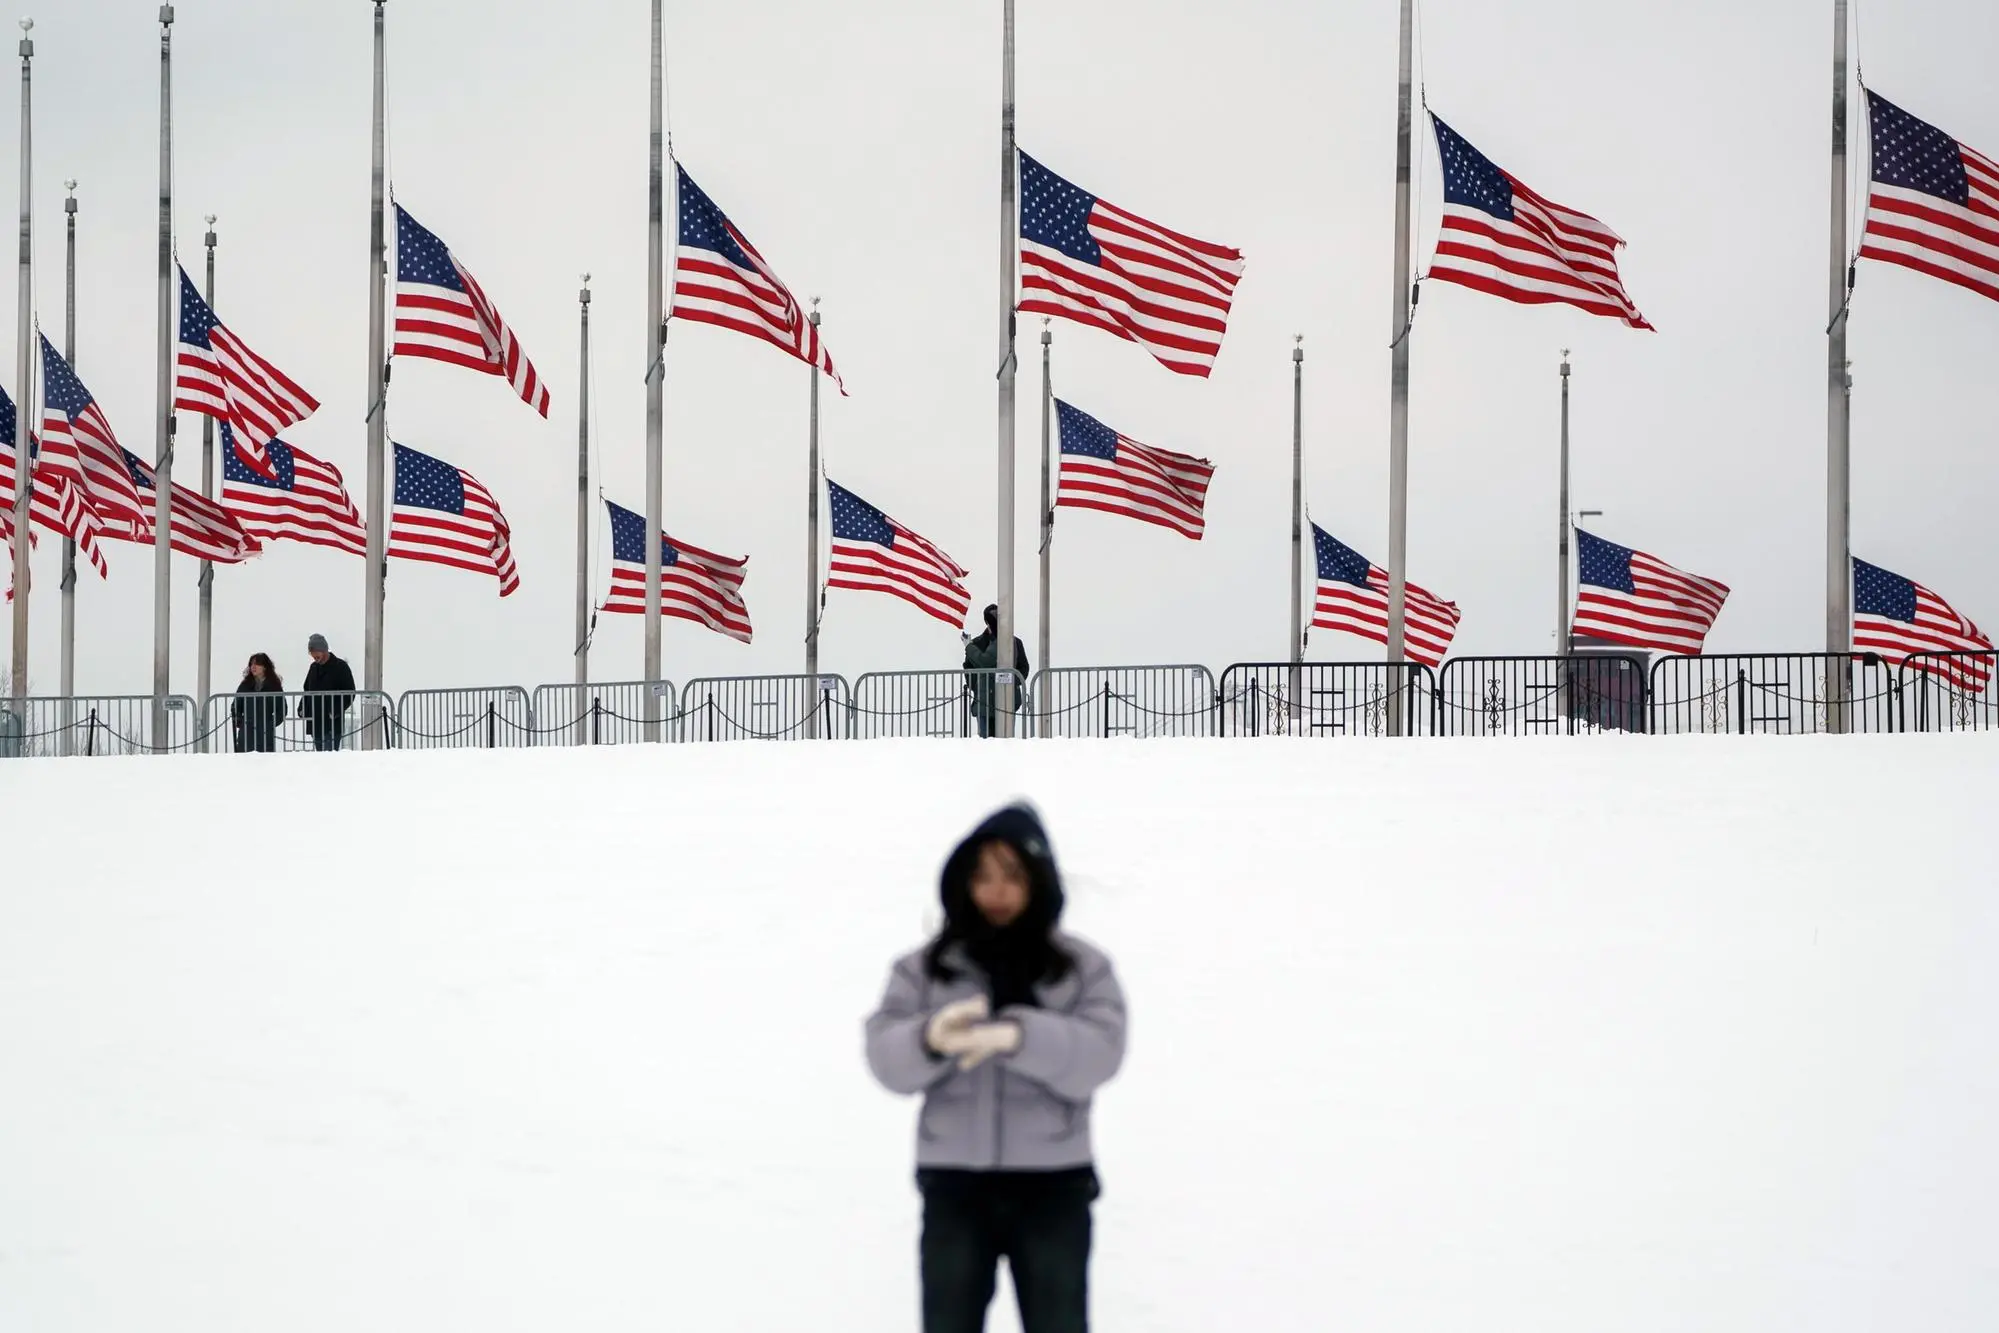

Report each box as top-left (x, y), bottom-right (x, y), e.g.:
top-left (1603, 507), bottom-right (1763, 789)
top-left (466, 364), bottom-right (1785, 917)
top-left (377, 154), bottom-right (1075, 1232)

top-left (918, 1167), bottom-right (1097, 1333)
top-left (311, 714), bottom-right (345, 751)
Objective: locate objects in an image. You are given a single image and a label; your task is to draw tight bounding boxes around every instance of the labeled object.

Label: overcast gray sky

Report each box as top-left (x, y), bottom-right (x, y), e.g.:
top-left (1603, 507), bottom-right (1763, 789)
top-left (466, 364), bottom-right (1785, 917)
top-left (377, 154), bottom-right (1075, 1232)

top-left (6, 0), bottom-right (1998, 699)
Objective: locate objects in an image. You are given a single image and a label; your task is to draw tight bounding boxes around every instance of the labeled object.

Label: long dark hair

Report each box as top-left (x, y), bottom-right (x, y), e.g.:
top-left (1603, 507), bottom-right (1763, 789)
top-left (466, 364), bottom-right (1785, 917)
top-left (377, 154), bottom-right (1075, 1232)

top-left (245, 652), bottom-right (283, 691)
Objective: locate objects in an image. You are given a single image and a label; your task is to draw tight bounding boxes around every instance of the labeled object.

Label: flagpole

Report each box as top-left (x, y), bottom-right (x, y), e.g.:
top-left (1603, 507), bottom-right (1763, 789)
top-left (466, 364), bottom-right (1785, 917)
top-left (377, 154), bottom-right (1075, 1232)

top-left (8, 18), bottom-right (31, 711)
top-left (1557, 350), bottom-right (1571, 655)
top-left (574, 275), bottom-right (591, 701)
top-left (1036, 318), bottom-right (1050, 679)
top-left (1383, 0), bottom-right (1414, 737)
top-left (995, 0), bottom-right (1019, 736)
top-left (1289, 336), bottom-right (1303, 730)
top-left (151, 4), bottom-right (175, 751)
top-left (362, 0), bottom-right (388, 742)
top-left (61, 179), bottom-right (75, 741)
top-left (804, 301), bottom-right (821, 740)
top-left (643, 0), bottom-right (665, 742)
top-left (1825, 0), bottom-right (1853, 734)
top-left (196, 215), bottom-right (216, 722)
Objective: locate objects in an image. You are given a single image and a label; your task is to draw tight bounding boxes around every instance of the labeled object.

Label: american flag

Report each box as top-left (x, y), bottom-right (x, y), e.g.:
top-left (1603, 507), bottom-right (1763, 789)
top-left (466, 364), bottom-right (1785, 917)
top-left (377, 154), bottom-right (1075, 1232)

top-left (1054, 399), bottom-right (1214, 540)
top-left (671, 162), bottom-right (842, 391)
top-left (387, 443), bottom-right (519, 596)
top-left (1429, 114), bottom-right (1652, 329)
top-left (39, 334), bottom-right (147, 531)
top-left (1312, 523), bottom-right (1461, 668)
top-left (1853, 558), bottom-right (1991, 691)
top-left (175, 267), bottom-right (319, 479)
top-left (104, 449), bottom-right (260, 564)
top-left (0, 382), bottom-right (108, 577)
top-left (601, 498), bottom-right (752, 643)
top-left (1018, 152), bottom-right (1244, 378)
top-left (220, 427), bottom-right (367, 557)
top-left (393, 204), bottom-right (550, 417)
top-left (1572, 529), bottom-right (1729, 655)
top-left (826, 478), bottom-right (969, 628)
top-left (1859, 91), bottom-right (1999, 306)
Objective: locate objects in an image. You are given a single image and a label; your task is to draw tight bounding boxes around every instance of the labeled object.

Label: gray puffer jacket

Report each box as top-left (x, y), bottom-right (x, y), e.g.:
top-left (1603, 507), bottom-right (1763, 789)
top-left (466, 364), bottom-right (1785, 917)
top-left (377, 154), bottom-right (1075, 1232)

top-left (865, 932), bottom-right (1127, 1170)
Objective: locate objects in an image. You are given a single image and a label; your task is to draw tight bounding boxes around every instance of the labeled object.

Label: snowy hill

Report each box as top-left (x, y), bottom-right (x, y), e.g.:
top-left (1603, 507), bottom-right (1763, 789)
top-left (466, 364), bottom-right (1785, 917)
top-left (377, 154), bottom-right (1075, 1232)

top-left (3, 736), bottom-right (1995, 1332)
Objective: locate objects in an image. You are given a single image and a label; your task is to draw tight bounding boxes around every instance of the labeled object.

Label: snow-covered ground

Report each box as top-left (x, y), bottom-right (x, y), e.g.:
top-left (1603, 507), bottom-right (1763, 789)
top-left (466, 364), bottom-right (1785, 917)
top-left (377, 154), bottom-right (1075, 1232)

top-left (3, 736), bottom-right (1995, 1332)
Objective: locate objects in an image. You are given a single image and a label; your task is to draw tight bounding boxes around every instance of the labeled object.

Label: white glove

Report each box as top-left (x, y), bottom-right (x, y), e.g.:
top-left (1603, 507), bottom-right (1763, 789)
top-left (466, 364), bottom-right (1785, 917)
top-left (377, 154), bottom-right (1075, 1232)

top-left (954, 1020), bottom-right (1023, 1071)
top-left (925, 996), bottom-right (990, 1057)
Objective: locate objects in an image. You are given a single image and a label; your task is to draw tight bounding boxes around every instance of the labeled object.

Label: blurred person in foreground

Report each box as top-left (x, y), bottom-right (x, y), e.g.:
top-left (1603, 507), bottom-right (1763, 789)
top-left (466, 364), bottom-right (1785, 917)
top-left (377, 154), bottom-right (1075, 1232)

top-left (230, 653), bottom-right (287, 754)
top-left (300, 634), bottom-right (356, 753)
top-left (963, 604), bottom-right (1030, 738)
top-left (865, 803), bottom-right (1127, 1333)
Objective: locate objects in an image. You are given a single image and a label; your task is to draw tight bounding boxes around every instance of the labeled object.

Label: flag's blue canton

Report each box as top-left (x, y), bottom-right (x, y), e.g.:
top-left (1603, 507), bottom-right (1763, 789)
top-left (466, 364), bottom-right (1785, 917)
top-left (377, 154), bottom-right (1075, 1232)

top-left (675, 166), bottom-right (757, 271)
top-left (178, 268), bottom-right (219, 348)
top-left (1, 384), bottom-right (18, 448)
top-left (1576, 529), bottom-right (1636, 593)
top-left (1854, 557), bottom-right (1918, 622)
top-left (1432, 116), bottom-right (1515, 221)
top-left (221, 426), bottom-right (297, 490)
top-left (120, 449), bottom-right (155, 491)
top-left (40, 334), bottom-right (96, 415)
top-left (1312, 523), bottom-right (1373, 586)
top-left (1020, 154), bottom-right (1102, 266)
top-left (395, 205), bottom-right (467, 292)
top-left (827, 479), bottom-right (894, 546)
top-left (605, 499), bottom-right (684, 568)
top-left (1054, 399), bottom-right (1118, 459)
top-left (392, 442), bottom-right (465, 514)
top-left (1867, 92), bottom-right (1969, 204)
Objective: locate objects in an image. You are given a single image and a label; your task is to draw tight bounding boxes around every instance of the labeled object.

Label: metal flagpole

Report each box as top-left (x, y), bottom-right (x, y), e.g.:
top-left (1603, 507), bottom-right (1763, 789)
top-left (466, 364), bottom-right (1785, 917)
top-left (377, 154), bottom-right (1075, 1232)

top-left (61, 179), bottom-right (75, 743)
top-left (196, 216), bottom-right (216, 720)
top-left (1825, 0), bottom-right (1853, 734)
top-left (575, 276), bottom-right (591, 698)
top-left (1557, 350), bottom-right (1571, 654)
top-left (150, 4), bottom-right (175, 751)
top-left (362, 0), bottom-right (388, 744)
top-left (804, 301), bottom-right (821, 740)
top-left (1036, 319), bottom-right (1050, 679)
top-left (1289, 336), bottom-right (1304, 730)
top-left (995, 0), bottom-right (1019, 736)
top-left (1383, 0), bottom-right (1414, 737)
top-left (643, 0), bottom-right (665, 741)
top-left (8, 19), bottom-right (31, 711)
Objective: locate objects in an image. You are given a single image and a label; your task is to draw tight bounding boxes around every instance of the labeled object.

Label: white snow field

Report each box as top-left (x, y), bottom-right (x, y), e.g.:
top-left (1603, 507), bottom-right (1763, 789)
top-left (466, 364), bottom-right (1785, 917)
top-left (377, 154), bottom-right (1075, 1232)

top-left (3, 736), bottom-right (1996, 1332)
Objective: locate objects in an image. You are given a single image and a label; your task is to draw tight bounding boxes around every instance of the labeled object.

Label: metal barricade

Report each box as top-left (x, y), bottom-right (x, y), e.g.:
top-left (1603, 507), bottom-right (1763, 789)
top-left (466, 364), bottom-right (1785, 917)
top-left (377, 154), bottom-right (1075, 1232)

top-left (850, 669), bottom-right (1026, 739)
top-left (2, 694), bottom-right (206, 755)
top-left (680, 674), bottom-right (851, 742)
top-left (1027, 665), bottom-right (1217, 739)
top-left (1434, 654), bottom-right (1650, 736)
top-left (1216, 662), bottom-right (1432, 737)
top-left (529, 681), bottom-right (681, 745)
top-left (0, 702), bottom-right (23, 757)
top-left (201, 690), bottom-right (396, 753)
top-left (1898, 651), bottom-right (1996, 733)
top-left (1648, 653), bottom-right (1899, 735)
top-left (394, 686), bottom-right (536, 749)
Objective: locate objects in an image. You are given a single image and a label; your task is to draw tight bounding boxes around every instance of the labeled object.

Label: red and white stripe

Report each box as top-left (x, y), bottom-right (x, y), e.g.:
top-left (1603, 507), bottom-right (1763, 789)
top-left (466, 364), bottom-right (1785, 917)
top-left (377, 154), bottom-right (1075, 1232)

top-left (0, 443), bottom-right (110, 579)
top-left (40, 400), bottom-right (146, 533)
top-left (221, 441), bottom-right (367, 558)
top-left (1860, 92), bottom-right (1999, 306)
top-left (388, 476), bottom-right (519, 597)
top-left (106, 452), bottom-right (261, 564)
top-left (604, 538), bottom-right (753, 644)
top-left (1315, 568), bottom-right (1462, 670)
top-left (1573, 550), bottom-right (1730, 656)
top-left (828, 519), bottom-right (969, 630)
top-left (177, 331), bottom-right (319, 479)
top-left (395, 269), bottom-right (549, 419)
top-left (1059, 436), bottom-right (1214, 541)
top-left (1856, 584), bottom-right (1992, 692)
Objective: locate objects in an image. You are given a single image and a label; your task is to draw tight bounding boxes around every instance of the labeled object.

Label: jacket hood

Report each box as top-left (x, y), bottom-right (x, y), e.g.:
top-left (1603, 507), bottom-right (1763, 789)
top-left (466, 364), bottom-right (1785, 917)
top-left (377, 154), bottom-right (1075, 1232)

top-left (939, 802), bottom-right (1064, 933)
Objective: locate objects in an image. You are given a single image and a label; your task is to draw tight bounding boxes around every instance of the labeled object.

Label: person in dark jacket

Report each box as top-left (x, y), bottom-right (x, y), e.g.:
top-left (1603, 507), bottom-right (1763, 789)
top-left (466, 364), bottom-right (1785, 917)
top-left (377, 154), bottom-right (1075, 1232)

top-left (964, 604), bottom-right (1031, 738)
top-left (300, 634), bottom-right (356, 752)
top-left (230, 653), bottom-right (287, 753)
top-left (866, 803), bottom-right (1127, 1333)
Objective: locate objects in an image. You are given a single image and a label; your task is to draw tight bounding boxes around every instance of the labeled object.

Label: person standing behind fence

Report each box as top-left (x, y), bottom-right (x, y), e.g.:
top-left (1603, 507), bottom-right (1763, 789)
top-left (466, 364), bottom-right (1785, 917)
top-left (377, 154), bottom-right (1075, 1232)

top-left (965, 604), bottom-right (1031, 739)
top-left (231, 653), bottom-right (287, 754)
top-left (300, 634), bottom-right (356, 752)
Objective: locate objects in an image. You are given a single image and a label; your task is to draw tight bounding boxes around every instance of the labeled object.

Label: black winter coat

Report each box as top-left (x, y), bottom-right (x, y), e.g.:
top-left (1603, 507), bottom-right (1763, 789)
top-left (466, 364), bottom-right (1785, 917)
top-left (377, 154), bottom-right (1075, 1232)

top-left (231, 677), bottom-right (287, 753)
top-left (300, 654), bottom-right (356, 734)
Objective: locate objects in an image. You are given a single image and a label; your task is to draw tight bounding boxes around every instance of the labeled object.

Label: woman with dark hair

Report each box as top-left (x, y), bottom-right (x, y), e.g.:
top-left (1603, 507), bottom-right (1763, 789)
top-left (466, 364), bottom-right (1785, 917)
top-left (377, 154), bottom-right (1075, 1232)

top-left (230, 653), bottom-right (287, 753)
top-left (865, 803), bottom-right (1128, 1333)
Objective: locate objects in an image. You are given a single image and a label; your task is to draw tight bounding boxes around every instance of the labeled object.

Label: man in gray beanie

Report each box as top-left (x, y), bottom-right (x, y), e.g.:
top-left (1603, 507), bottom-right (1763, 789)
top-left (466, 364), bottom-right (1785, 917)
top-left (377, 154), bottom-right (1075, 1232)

top-left (300, 634), bottom-right (356, 752)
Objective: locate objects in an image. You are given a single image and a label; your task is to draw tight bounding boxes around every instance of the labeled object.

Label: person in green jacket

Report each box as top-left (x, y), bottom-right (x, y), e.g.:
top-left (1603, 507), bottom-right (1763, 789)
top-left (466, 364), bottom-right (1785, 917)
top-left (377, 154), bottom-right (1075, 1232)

top-left (964, 604), bottom-right (1030, 738)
